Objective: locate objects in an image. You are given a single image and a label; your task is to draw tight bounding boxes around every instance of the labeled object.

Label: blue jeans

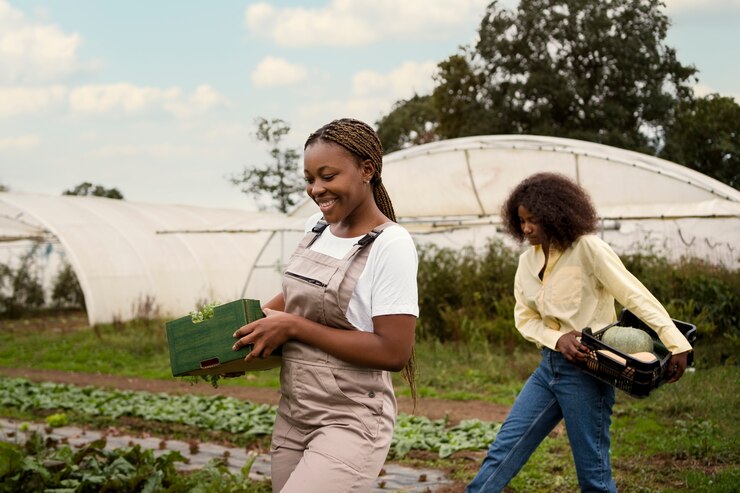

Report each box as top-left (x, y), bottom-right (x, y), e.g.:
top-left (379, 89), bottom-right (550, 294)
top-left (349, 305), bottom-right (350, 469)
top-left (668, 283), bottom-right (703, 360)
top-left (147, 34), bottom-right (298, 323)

top-left (467, 348), bottom-right (617, 493)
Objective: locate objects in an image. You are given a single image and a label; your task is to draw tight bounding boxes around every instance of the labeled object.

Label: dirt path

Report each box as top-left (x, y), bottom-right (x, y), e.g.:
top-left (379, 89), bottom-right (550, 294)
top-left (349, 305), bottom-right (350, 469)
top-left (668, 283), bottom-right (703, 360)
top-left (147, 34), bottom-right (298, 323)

top-left (0, 368), bottom-right (510, 424)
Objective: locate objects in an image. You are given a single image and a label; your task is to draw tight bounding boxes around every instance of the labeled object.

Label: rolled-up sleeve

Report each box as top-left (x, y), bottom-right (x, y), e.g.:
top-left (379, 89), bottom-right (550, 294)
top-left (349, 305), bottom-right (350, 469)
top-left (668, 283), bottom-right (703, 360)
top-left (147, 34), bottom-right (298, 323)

top-left (589, 239), bottom-right (693, 354)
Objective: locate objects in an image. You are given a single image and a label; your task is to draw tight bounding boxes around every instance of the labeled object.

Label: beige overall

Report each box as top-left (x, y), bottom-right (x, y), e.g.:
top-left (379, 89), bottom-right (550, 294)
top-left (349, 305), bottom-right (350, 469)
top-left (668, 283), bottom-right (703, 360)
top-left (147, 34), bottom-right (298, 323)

top-left (271, 221), bottom-right (398, 493)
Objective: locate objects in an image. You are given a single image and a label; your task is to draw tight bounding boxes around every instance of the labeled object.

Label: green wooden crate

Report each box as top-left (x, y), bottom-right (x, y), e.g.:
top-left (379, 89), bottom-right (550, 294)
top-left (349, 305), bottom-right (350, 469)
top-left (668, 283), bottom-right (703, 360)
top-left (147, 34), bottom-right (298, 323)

top-left (165, 299), bottom-right (281, 376)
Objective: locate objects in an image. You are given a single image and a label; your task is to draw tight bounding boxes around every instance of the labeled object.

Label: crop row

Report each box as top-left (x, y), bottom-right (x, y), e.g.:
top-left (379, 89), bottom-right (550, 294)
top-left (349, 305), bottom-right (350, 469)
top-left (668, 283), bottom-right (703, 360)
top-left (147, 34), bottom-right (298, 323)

top-left (0, 431), bottom-right (270, 493)
top-left (0, 378), bottom-right (500, 458)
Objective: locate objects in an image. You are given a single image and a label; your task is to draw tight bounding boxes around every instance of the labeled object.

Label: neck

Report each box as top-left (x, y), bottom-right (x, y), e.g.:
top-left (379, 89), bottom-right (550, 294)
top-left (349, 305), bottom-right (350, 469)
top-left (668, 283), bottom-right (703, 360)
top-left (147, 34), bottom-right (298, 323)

top-left (330, 201), bottom-right (387, 238)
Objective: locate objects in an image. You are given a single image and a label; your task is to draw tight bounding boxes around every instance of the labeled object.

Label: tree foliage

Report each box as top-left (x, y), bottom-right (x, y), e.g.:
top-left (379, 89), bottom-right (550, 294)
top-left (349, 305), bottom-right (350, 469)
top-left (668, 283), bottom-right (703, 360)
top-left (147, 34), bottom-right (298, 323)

top-left (51, 262), bottom-right (86, 310)
top-left (379, 0), bottom-right (697, 155)
top-left (229, 117), bottom-right (304, 213)
top-left (0, 248), bottom-right (45, 318)
top-left (660, 94), bottom-right (740, 189)
top-left (63, 182), bottom-right (124, 199)
top-left (376, 95), bottom-right (440, 153)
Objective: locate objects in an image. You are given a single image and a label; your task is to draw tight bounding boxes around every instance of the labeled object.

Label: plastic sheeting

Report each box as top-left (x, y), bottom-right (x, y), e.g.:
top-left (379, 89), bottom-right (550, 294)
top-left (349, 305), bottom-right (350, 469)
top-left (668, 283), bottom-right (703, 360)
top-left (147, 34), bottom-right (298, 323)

top-left (292, 135), bottom-right (740, 266)
top-left (2, 135), bottom-right (738, 325)
top-left (294, 134), bottom-right (738, 220)
top-left (0, 193), bottom-right (305, 325)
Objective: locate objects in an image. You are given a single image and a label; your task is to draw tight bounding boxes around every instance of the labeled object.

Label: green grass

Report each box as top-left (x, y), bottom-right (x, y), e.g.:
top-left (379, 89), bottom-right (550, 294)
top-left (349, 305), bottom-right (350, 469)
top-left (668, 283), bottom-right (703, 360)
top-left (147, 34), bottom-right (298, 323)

top-left (0, 314), bottom-right (541, 397)
top-left (1, 311), bottom-right (738, 492)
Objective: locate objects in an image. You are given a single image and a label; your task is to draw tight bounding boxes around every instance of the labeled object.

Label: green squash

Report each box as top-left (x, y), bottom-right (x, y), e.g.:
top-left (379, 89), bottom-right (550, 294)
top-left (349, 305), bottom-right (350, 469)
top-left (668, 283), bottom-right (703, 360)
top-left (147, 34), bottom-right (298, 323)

top-left (601, 325), bottom-right (654, 354)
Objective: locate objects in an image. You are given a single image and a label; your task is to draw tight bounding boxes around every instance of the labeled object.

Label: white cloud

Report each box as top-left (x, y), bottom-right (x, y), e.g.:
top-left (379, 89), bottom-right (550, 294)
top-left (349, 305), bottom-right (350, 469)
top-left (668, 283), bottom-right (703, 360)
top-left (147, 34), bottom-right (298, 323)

top-left (88, 143), bottom-right (193, 159)
top-left (69, 83), bottom-right (180, 115)
top-left (68, 83), bottom-right (226, 118)
top-left (0, 85), bottom-right (66, 117)
top-left (296, 96), bottom-right (397, 132)
top-left (205, 123), bottom-right (251, 141)
top-left (665, 0), bottom-right (740, 14)
top-left (163, 85), bottom-right (228, 118)
top-left (0, 0), bottom-right (84, 82)
top-left (244, 0), bottom-right (487, 47)
top-left (352, 61), bottom-right (437, 99)
top-left (251, 56), bottom-right (309, 88)
top-left (0, 134), bottom-right (40, 151)
top-left (692, 83), bottom-right (714, 98)
top-left (293, 60), bottom-right (440, 136)
top-left (692, 83), bottom-right (739, 102)
top-left (245, 2), bottom-right (276, 33)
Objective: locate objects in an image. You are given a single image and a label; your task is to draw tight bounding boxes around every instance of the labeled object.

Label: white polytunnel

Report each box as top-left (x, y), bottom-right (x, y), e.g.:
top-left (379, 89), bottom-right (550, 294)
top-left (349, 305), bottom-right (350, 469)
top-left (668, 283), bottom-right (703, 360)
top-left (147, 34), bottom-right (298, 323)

top-left (293, 135), bottom-right (740, 265)
top-left (0, 193), bottom-right (307, 325)
top-left (1, 134), bottom-right (738, 326)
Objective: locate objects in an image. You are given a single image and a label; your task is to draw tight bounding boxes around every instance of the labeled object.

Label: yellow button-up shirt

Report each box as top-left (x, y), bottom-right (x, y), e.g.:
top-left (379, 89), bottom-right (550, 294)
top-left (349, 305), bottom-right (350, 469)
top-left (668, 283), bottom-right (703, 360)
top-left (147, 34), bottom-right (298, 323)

top-left (514, 234), bottom-right (693, 354)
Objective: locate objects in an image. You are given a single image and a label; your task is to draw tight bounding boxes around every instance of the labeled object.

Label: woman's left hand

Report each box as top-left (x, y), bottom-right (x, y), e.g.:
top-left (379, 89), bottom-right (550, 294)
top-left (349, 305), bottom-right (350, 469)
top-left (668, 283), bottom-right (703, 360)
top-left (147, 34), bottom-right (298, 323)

top-left (232, 308), bottom-right (294, 361)
top-left (666, 351), bottom-right (689, 383)
top-left (555, 330), bottom-right (589, 362)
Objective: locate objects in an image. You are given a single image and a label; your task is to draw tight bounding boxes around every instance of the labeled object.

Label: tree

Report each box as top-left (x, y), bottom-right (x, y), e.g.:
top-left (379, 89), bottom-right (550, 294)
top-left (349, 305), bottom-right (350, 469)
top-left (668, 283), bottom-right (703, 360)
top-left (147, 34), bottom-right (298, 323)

top-left (378, 0), bottom-right (697, 155)
top-left (0, 183), bottom-right (8, 192)
top-left (660, 94), bottom-right (740, 190)
top-left (376, 95), bottom-right (441, 153)
top-left (51, 262), bottom-right (86, 310)
top-left (229, 118), bottom-right (304, 213)
top-left (0, 247), bottom-right (45, 318)
top-left (63, 182), bottom-right (124, 199)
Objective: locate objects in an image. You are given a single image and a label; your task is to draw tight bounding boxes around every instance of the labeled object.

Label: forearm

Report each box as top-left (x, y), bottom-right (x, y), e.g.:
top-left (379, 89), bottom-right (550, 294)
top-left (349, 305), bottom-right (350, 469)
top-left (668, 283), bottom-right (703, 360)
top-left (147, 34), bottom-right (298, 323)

top-left (595, 247), bottom-right (692, 354)
top-left (289, 314), bottom-right (415, 371)
top-left (514, 285), bottom-right (562, 350)
top-left (517, 317), bottom-right (563, 350)
top-left (262, 293), bottom-right (285, 311)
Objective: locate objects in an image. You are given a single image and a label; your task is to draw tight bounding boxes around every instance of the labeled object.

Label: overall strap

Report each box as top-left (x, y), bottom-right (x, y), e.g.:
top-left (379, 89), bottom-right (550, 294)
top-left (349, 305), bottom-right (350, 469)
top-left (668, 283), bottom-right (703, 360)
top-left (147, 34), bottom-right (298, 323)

top-left (344, 221), bottom-right (396, 260)
top-left (356, 221), bottom-right (395, 247)
top-left (298, 218), bottom-right (329, 249)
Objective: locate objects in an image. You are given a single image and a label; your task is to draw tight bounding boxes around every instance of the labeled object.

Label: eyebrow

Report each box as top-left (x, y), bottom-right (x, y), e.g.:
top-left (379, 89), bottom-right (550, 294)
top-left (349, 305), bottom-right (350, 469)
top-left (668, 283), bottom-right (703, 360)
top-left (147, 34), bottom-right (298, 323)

top-left (305, 165), bottom-right (339, 175)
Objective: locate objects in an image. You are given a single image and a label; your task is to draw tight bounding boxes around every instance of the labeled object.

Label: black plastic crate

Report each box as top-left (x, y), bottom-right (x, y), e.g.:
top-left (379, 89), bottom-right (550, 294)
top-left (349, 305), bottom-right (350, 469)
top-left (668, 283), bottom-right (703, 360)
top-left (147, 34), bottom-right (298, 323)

top-left (576, 309), bottom-right (696, 398)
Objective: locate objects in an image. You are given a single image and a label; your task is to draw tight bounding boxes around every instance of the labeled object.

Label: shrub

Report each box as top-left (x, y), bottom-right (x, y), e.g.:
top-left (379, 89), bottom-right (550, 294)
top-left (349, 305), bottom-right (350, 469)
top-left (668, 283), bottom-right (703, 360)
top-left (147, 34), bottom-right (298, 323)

top-left (417, 239), bottom-right (739, 356)
top-left (0, 257), bottom-right (45, 319)
top-left (416, 238), bottom-right (519, 344)
top-left (51, 262), bottom-right (86, 309)
top-left (622, 253), bottom-right (739, 365)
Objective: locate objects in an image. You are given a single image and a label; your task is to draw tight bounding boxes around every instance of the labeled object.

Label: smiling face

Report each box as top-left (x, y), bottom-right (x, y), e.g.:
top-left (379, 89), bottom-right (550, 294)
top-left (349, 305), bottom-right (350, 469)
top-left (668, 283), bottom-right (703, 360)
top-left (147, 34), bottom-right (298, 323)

top-left (304, 140), bottom-right (375, 227)
top-left (518, 205), bottom-right (548, 248)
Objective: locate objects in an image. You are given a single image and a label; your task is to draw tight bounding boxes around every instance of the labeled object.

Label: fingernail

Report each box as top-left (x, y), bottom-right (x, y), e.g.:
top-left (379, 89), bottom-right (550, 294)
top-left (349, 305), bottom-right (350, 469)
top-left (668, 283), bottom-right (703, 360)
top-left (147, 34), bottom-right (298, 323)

top-left (232, 344), bottom-right (237, 350)
top-left (232, 332), bottom-right (237, 337)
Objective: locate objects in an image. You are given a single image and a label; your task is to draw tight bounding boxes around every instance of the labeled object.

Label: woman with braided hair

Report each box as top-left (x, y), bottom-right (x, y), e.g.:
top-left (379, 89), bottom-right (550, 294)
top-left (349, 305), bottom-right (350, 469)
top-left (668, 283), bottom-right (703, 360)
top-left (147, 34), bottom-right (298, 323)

top-left (232, 118), bottom-right (418, 492)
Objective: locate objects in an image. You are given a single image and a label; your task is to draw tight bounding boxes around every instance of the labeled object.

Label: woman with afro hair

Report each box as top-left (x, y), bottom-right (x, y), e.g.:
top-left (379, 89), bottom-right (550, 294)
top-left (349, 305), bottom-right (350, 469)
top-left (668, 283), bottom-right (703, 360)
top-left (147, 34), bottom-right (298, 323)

top-left (467, 172), bottom-right (692, 493)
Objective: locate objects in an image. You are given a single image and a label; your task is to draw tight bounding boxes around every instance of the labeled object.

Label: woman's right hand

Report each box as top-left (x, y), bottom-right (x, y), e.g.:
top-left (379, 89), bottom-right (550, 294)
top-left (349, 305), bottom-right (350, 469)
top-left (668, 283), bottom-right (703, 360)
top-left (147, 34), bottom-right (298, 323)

top-left (232, 307), bottom-right (295, 361)
top-left (556, 330), bottom-right (589, 362)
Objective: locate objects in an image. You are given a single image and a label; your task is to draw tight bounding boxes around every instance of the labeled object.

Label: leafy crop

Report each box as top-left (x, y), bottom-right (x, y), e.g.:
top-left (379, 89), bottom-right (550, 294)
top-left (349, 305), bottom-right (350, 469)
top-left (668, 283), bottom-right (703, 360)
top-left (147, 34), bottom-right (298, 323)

top-left (0, 378), bottom-right (275, 436)
top-left (184, 374), bottom-right (223, 388)
top-left (184, 301), bottom-right (224, 388)
top-left (189, 302), bottom-right (218, 324)
top-left (0, 431), bottom-right (269, 492)
top-left (0, 378), bottom-right (502, 458)
top-left (391, 414), bottom-right (500, 458)
top-left (44, 412), bottom-right (68, 428)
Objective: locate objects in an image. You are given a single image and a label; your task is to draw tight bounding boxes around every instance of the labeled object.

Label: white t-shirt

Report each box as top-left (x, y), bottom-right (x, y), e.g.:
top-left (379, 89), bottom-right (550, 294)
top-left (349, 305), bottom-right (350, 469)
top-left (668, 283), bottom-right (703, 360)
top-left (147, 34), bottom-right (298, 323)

top-left (304, 213), bottom-right (419, 332)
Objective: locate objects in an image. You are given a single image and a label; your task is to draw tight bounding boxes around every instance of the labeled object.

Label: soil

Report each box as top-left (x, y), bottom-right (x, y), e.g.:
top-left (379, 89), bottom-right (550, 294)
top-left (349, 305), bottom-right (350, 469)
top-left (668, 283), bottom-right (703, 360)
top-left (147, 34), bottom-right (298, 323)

top-left (1, 311), bottom-right (511, 423)
top-left (1, 367), bottom-right (506, 493)
top-left (0, 367), bottom-right (511, 424)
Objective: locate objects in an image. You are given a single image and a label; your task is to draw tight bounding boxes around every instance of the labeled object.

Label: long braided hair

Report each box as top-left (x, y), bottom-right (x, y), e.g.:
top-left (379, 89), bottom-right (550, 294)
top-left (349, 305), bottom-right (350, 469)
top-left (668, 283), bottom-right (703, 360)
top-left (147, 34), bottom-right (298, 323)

top-left (304, 118), bottom-right (417, 402)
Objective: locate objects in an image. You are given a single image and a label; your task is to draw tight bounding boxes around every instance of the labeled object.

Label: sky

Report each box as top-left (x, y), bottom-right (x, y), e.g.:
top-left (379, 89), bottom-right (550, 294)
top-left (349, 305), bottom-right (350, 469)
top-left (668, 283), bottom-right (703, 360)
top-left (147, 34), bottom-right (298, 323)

top-left (1, 0), bottom-right (738, 211)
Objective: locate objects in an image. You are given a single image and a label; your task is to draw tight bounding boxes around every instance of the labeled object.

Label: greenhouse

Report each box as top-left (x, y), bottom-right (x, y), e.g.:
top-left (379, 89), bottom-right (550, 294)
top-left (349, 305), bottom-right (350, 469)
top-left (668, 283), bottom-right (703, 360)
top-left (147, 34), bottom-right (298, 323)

top-left (1, 135), bottom-right (738, 326)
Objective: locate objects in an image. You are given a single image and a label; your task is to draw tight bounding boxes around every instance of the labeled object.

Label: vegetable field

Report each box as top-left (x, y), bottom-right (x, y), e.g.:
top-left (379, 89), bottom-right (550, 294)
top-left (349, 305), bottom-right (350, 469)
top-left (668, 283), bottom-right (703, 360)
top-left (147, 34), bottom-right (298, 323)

top-left (1, 311), bottom-right (738, 492)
